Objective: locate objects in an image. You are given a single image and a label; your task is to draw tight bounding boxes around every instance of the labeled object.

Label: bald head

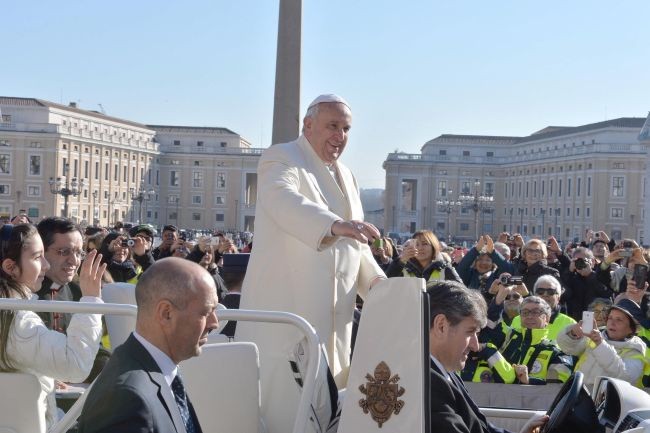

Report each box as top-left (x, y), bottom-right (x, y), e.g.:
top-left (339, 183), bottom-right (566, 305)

top-left (135, 257), bottom-right (215, 317)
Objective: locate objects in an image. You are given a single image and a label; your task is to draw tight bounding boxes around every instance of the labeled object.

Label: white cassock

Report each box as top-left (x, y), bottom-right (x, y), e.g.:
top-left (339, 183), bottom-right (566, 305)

top-left (236, 134), bottom-right (385, 433)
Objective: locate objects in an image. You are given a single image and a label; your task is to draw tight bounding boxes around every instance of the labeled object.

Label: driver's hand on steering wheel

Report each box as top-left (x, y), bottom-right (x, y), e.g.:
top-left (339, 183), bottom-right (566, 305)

top-left (520, 413), bottom-right (550, 433)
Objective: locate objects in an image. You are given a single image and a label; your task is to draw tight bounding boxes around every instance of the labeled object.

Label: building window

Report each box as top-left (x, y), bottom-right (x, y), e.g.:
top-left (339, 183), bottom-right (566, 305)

top-left (439, 150), bottom-right (447, 156)
top-left (586, 208), bottom-right (590, 217)
top-left (173, 140), bottom-right (181, 146)
top-left (0, 185), bottom-right (10, 195)
top-left (567, 178), bottom-right (571, 197)
top-left (27, 185), bottom-right (40, 196)
top-left (462, 151), bottom-right (470, 157)
top-left (460, 223), bottom-right (469, 231)
top-left (550, 180), bottom-right (553, 196)
top-left (216, 213), bottom-right (224, 222)
top-left (612, 176), bottom-right (624, 197)
top-left (486, 151), bottom-right (494, 157)
top-left (215, 196), bottom-right (225, 205)
top-left (220, 142), bottom-right (227, 148)
top-left (504, 183), bottom-right (508, 198)
top-left (587, 177), bottom-right (591, 196)
top-left (192, 195), bottom-right (202, 205)
top-left (114, 164), bottom-right (119, 181)
top-left (613, 162), bottom-right (625, 169)
top-left (28, 207), bottom-right (39, 218)
top-left (28, 155), bottom-right (41, 175)
top-left (85, 161), bottom-right (90, 179)
top-left (95, 162), bottom-right (99, 180)
top-left (576, 208), bottom-right (580, 217)
top-left (216, 172), bottom-right (226, 188)
top-left (577, 178), bottom-right (581, 196)
top-left (170, 171), bottom-right (180, 187)
top-left (169, 211), bottom-right (178, 220)
top-left (0, 154), bottom-right (10, 173)
top-left (462, 181), bottom-right (471, 195)
top-left (485, 182), bottom-right (494, 196)
top-left (167, 195), bottom-right (179, 205)
top-left (192, 171), bottom-right (203, 188)
top-left (192, 213), bottom-right (201, 221)
top-left (611, 208), bottom-right (624, 218)
top-left (566, 208), bottom-right (570, 216)
top-left (437, 181), bottom-right (447, 197)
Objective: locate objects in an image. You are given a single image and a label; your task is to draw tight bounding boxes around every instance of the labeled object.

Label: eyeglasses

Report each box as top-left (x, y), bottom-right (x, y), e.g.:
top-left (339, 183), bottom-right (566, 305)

top-left (52, 248), bottom-right (86, 260)
top-left (505, 293), bottom-right (522, 301)
top-left (520, 308), bottom-right (545, 317)
top-left (535, 288), bottom-right (558, 296)
top-left (525, 249), bottom-right (543, 255)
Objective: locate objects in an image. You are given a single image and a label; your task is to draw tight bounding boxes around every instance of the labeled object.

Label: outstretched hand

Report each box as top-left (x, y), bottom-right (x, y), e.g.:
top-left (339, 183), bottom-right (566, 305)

top-left (331, 220), bottom-right (380, 243)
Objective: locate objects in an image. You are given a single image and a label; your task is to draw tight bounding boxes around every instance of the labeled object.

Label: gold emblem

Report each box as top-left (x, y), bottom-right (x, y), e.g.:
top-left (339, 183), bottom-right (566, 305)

top-left (358, 361), bottom-right (405, 427)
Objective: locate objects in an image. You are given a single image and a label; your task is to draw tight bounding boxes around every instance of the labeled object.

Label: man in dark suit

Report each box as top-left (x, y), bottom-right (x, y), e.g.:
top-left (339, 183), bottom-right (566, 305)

top-left (427, 281), bottom-right (548, 433)
top-left (78, 257), bottom-right (219, 433)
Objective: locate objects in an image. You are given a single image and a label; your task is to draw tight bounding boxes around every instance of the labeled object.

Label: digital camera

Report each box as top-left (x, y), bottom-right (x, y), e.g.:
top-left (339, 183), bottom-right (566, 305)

top-left (574, 257), bottom-right (588, 270)
top-left (500, 275), bottom-right (523, 285)
top-left (121, 238), bottom-right (135, 248)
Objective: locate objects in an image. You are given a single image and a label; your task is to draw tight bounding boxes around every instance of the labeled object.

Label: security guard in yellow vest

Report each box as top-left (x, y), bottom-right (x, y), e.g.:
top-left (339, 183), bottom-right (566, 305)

top-left (463, 296), bottom-right (573, 384)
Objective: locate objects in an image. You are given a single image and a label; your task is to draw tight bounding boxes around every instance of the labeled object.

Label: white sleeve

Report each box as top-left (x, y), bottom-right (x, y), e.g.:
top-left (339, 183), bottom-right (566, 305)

top-left (7, 297), bottom-right (104, 383)
top-left (591, 341), bottom-right (644, 385)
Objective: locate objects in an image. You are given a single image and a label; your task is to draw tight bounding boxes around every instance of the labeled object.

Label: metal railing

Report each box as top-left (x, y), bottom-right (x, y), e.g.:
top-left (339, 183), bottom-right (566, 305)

top-left (0, 299), bottom-right (321, 433)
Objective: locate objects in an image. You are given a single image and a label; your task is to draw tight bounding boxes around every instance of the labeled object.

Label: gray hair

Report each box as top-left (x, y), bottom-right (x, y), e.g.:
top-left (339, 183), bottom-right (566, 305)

top-left (427, 280), bottom-right (487, 328)
top-left (304, 103), bottom-right (320, 120)
top-left (520, 296), bottom-right (552, 318)
top-left (573, 246), bottom-right (594, 260)
top-left (533, 275), bottom-right (562, 295)
top-left (493, 242), bottom-right (511, 259)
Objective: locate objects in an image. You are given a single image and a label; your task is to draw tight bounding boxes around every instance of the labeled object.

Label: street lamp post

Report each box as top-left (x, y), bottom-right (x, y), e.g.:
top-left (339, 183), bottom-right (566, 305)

top-left (459, 180), bottom-right (494, 239)
top-left (48, 162), bottom-right (85, 218)
top-left (108, 198), bottom-right (121, 227)
top-left (509, 208), bottom-right (513, 233)
top-left (91, 190), bottom-right (98, 225)
top-left (436, 189), bottom-right (461, 244)
top-left (129, 185), bottom-right (155, 224)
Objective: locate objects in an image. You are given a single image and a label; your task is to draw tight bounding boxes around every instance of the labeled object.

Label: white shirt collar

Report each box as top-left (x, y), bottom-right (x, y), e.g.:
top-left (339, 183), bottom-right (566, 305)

top-left (133, 331), bottom-right (178, 387)
top-left (430, 354), bottom-right (453, 383)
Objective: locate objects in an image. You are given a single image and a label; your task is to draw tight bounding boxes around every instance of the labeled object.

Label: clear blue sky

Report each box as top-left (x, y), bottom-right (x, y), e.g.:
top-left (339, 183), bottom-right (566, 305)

top-left (3, 1), bottom-right (649, 189)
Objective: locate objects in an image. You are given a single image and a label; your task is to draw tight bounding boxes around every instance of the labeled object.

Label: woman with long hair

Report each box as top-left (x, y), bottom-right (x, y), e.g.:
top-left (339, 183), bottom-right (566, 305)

top-left (386, 230), bottom-right (461, 282)
top-left (0, 224), bottom-right (106, 428)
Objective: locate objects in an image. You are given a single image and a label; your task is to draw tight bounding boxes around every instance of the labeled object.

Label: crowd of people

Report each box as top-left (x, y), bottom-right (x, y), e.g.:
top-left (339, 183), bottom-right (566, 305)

top-left (371, 228), bottom-right (650, 391)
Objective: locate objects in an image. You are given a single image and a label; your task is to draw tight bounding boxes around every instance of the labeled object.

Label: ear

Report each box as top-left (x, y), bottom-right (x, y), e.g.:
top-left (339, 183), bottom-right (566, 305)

top-left (1, 258), bottom-right (18, 278)
top-left (303, 116), bottom-right (313, 135)
top-left (430, 313), bottom-right (449, 338)
top-left (154, 299), bottom-right (174, 327)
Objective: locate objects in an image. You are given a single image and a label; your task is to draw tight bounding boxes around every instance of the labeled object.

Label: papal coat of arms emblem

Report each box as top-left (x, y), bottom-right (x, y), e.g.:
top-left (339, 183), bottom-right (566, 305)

top-left (358, 361), bottom-right (405, 427)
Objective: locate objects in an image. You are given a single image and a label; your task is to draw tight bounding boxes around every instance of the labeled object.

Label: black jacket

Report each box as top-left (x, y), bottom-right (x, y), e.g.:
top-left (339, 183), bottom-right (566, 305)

top-left (386, 258), bottom-right (462, 283)
top-left (513, 259), bottom-right (561, 294)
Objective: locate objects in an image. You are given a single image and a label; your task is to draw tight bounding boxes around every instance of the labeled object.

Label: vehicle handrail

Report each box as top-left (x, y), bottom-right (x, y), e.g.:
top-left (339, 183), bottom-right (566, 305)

top-left (0, 300), bottom-right (321, 433)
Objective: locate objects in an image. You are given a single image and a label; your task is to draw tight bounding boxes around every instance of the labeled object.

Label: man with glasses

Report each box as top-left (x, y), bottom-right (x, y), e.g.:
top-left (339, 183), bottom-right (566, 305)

top-left (468, 296), bottom-right (573, 385)
top-left (508, 275), bottom-right (576, 342)
top-left (36, 217), bottom-right (111, 382)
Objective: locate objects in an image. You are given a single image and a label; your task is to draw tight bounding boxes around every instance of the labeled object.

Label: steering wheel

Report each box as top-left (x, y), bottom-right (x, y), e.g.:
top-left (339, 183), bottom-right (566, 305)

top-left (541, 371), bottom-right (584, 433)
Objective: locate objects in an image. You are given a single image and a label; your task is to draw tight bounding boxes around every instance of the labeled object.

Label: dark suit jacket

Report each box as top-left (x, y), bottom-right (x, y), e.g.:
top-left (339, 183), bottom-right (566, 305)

top-left (78, 334), bottom-right (202, 433)
top-left (219, 292), bottom-right (240, 338)
top-left (430, 361), bottom-right (511, 433)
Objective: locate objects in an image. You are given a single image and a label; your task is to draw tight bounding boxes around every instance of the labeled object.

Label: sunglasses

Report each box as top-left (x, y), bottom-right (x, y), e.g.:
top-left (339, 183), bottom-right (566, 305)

top-left (535, 288), bottom-right (558, 296)
top-left (505, 293), bottom-right (522, 301)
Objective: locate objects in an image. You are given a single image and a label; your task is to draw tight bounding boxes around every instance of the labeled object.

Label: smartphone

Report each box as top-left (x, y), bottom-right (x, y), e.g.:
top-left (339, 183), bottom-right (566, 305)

top-left (633, 264), bottom-right (649, 290)
top-left (372, 238), bottom-right (384, 249)
top-left (582, 311), bottom-right (594, 334)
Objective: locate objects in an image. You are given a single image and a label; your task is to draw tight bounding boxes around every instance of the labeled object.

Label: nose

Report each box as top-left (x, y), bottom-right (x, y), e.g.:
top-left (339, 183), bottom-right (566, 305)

top-left (207, 310), bottom-right (219, 332)
top-left (42, 256), bottom-right (51, 272)
top-left (468, 332), bottom-right (480, 352)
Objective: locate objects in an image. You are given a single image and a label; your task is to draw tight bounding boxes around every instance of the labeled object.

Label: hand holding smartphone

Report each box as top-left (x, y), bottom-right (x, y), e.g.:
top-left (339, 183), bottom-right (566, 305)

top-left (581, 311), bottom-right (594, 334)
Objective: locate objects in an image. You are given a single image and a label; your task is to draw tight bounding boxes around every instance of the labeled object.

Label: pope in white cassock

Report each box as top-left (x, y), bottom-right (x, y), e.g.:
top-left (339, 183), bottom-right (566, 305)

top-left (236, 94), bottom-right (386, 433)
